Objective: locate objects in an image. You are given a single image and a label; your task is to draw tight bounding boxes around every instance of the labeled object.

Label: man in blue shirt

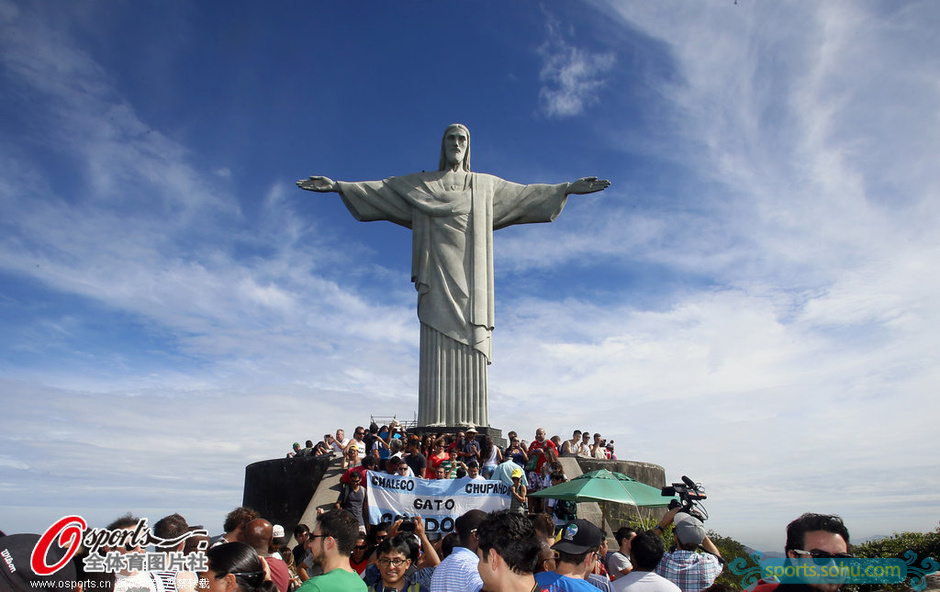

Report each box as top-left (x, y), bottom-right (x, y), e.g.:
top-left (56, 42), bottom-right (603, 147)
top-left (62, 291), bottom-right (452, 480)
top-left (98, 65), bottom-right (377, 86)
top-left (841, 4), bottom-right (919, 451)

top-left (429, 510), bottom-right (487, 592)
top-left (535, 519), bottom-right (605, 592)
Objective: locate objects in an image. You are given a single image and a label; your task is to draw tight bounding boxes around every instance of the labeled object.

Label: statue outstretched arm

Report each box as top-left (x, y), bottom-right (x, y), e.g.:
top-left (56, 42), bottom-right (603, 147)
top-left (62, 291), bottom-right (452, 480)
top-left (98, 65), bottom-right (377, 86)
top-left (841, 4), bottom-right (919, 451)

top-left (296, 175), bottom-right (339, 193)
top-left (566, 176), bottom-right (611, 195)
top-left (297, 175), bottom-right (413, 227)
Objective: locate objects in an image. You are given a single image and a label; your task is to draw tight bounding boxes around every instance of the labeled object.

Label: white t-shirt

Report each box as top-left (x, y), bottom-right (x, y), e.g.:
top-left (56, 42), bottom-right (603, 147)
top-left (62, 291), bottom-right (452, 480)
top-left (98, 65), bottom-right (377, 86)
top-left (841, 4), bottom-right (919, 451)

top-left (607, 551), bottom-right (633, 580)
top-left (349, 438), bottom-right (366, 456)
top-left (331, 438), bottom-right (350, 454)
top-left (611, 571), bottom-right (681, 592)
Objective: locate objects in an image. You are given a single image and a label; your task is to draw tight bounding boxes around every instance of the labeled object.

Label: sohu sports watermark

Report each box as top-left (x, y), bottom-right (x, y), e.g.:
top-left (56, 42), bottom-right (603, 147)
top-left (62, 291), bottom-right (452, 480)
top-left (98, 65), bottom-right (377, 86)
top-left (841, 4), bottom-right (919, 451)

top-left (729, 551), bottom-right (939, 591)
top-left (32, 515), bottom-right (208, 576)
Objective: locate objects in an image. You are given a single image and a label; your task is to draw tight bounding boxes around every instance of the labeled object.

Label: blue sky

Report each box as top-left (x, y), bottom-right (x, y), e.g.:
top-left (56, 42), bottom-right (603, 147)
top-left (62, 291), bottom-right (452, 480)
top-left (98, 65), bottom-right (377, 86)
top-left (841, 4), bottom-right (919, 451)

top-left (1, 0), bottom-right (938, 552)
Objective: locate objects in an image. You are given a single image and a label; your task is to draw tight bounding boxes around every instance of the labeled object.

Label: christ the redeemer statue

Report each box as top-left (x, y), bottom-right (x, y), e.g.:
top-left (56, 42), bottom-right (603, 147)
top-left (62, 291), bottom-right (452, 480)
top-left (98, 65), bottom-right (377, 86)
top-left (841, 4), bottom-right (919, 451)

top-left (297, 124), bottom-right (610, 428)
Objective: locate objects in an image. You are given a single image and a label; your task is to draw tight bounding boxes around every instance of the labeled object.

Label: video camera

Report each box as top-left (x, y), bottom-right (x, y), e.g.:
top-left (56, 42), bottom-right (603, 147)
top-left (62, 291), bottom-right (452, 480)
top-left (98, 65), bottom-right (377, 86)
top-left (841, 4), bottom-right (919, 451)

top-left (662, 475), bottom-right (708, 522)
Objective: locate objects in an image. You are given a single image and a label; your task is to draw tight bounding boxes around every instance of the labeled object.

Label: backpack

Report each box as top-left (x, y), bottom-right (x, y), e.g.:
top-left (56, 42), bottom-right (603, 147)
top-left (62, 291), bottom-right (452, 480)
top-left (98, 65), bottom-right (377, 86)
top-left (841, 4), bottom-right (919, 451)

top-left (553, 499), bottom-right (578, 522)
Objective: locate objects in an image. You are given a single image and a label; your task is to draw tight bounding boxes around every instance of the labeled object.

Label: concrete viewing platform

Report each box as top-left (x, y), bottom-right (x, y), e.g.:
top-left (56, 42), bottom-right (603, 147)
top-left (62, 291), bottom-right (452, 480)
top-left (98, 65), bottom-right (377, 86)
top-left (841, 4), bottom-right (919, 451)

top-left (243, 452), bottom-right (669, 545)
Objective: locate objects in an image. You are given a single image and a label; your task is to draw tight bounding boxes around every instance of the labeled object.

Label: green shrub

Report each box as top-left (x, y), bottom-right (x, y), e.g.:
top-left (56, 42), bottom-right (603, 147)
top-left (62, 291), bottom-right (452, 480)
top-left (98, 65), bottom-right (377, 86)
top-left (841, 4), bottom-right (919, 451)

top-left (853, 526), bottom-right (940, 562)
top-left (709, 531), bottom-right (756, 589)
top-left (846, 525), bottom-right (939, 592)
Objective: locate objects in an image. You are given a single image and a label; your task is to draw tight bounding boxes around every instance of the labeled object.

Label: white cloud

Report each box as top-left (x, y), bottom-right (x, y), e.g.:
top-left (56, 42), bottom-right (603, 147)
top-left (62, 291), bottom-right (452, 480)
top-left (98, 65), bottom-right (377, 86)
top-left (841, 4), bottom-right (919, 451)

top-left (537, 13), bottom-right (616, 118)
top-left (496, 0), bottom-right (940, 546)
top-left (0, 8), bottom-right (423, 534)
top-left (2, 0), bottom-right (939, 550)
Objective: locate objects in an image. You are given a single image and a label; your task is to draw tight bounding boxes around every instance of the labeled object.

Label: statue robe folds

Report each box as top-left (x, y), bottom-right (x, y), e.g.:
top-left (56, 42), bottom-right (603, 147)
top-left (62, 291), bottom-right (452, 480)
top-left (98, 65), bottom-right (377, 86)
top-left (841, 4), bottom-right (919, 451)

top-left (336, 172), bottom-right (569, 427)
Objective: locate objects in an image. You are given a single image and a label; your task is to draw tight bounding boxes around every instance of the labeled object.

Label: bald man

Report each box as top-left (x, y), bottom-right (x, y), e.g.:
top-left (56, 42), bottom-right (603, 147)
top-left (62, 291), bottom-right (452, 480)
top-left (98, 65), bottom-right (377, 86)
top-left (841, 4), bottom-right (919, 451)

top-left (243, 518), bottom-right (289, 592)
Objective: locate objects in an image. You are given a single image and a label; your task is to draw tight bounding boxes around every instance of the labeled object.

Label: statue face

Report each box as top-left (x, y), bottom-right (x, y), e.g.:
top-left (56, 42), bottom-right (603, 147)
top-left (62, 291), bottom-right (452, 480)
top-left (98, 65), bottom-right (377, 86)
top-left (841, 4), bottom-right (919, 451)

top-left (444, 127), bottom-right (469, 168)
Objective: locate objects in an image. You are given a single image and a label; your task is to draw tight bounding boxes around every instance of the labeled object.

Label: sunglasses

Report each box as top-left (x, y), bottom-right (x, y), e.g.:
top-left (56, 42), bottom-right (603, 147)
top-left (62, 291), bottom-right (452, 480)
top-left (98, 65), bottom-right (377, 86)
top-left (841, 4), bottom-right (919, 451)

top-left (791, 549), bottom-right (854, 563)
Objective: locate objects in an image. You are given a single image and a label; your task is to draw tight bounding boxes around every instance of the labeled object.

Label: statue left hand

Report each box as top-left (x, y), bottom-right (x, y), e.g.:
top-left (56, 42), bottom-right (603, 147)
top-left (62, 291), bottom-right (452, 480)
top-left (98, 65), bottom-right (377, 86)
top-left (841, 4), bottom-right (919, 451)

top-left (568, 176), bottom-right (611, 195)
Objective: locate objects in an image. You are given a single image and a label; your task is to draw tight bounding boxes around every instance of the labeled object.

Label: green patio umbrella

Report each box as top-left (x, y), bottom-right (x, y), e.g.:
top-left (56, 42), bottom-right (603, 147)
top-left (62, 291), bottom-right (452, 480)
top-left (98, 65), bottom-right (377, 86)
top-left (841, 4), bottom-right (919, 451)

top-left (530, 468), bottom-right (676, 507)
top-left (605, 471), bottom-right (676, 508)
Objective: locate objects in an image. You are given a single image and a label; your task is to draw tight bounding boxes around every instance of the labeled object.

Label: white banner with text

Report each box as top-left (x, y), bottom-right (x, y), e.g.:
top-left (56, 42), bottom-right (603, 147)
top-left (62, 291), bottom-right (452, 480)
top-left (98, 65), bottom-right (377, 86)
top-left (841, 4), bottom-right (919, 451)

top-left (365, 471), bottom-right (511, 535)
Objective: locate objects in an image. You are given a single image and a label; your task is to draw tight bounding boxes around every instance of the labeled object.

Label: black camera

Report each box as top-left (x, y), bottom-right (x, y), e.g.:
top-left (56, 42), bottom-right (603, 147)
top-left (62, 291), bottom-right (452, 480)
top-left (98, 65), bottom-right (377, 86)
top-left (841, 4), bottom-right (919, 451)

top-left (661, 475), bottom-right (708, 521)
top-left (399, 516), bottom-right (416, 532)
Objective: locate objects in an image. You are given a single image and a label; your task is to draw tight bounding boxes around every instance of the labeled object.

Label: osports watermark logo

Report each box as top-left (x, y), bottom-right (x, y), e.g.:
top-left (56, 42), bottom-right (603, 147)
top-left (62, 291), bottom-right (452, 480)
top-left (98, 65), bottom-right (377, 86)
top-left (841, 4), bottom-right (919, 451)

top-left (31, 515), bottom-right (208, 576)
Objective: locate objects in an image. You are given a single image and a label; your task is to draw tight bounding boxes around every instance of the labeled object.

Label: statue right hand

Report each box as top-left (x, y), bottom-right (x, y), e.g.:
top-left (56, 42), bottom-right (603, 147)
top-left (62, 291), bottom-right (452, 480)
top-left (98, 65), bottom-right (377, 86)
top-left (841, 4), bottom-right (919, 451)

top-left (296, 175), bottom-right (337, 192)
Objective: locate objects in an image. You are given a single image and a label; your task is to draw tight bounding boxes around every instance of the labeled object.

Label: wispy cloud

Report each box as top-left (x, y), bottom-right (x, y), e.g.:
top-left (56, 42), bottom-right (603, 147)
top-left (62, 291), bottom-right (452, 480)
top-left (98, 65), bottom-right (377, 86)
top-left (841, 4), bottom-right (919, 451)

top-left (2, 0), bottom-right (938, 549)
top-left (0, 3), bottom-right (423, 531)
top-left (537, 13), bottom-right (616, 118)
top-left (498, 0), bottom-right (940, 545)
top-left (0, 10), bottom-right (417, 363)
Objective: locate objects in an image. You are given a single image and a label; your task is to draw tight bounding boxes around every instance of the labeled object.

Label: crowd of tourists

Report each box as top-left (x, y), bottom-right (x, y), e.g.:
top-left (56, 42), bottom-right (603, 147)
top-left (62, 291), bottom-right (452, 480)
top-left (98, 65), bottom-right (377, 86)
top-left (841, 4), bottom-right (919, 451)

top-left (70, 502), bottom-right (847, 592)
top-left (3, 420), bottom-right (852, 592)
top-left (288, 424), bottom-right (615, 505)
top-left (289, 425), bottom-right (616, 464)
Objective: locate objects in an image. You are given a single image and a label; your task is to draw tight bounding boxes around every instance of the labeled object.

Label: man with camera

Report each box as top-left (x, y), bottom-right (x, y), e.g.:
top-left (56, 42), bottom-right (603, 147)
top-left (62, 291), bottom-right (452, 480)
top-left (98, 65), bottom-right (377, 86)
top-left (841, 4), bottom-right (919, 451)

top-left (651, 506), bottom-right (723, 592)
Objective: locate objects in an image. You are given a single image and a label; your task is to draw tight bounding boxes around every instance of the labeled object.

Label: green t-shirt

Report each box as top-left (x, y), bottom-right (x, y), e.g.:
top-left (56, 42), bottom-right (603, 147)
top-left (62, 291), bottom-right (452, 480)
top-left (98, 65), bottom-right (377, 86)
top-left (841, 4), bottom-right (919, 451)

top-left (298, 568), bottom-right (367, 592)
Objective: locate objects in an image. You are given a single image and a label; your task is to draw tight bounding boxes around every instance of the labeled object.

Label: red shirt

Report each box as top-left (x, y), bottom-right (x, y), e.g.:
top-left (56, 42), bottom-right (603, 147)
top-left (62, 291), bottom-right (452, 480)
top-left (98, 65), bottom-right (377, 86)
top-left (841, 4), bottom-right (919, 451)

top-left (527, 439), bottom-right (557, 471)
top-left (426, 451), bottom-right (448, 479)
top-left (350, 555), bottom-right (370, 575)
top-left (341, 465), bottom-right (368, 486)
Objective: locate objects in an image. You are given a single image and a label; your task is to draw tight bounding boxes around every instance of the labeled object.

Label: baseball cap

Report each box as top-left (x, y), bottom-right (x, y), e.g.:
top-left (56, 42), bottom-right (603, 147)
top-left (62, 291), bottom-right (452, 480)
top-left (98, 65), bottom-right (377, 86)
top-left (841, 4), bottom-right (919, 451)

top-left (0, 534), bottom-right (77, 592)
top-left (553, 520), bottom-right (603, 554)
top-left (674, 513), bottom-right (706, 546)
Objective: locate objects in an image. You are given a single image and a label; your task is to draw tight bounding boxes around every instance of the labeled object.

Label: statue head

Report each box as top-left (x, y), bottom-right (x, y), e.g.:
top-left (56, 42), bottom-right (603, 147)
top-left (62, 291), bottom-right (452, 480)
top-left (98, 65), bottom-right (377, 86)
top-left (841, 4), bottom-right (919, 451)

top-left (438, 123), bottom-right (471, 172)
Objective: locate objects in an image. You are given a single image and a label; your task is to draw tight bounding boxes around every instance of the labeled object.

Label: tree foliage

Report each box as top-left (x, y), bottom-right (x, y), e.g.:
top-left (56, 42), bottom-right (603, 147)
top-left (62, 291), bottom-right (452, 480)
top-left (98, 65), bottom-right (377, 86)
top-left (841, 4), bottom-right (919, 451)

top-left (853, 524), bottom-right (940, 562)
top-left (709, 530), bottom-right (757, 589)
top-left (851, 525), bottom-right (940, 592)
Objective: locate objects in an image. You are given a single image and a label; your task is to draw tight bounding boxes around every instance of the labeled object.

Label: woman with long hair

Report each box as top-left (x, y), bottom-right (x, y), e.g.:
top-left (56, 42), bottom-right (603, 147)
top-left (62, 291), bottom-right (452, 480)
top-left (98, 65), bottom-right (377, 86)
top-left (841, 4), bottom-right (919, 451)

top-left (507, 436), bottom-right (528, 467)
top-left (198, 542), bottom-right (277, 592)
top-left (420, 433), bottom-right (435, 459)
